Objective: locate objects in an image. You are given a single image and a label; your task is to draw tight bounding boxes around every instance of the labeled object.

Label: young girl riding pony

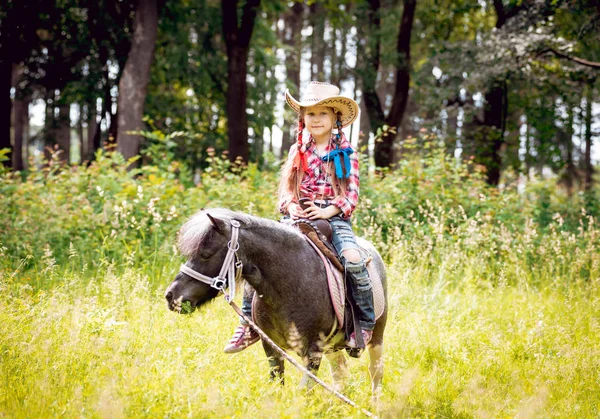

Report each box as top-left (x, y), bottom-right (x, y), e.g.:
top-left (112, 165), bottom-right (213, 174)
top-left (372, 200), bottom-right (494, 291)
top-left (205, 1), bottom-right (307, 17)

top-left (224, 81), bottom-right (375, 353)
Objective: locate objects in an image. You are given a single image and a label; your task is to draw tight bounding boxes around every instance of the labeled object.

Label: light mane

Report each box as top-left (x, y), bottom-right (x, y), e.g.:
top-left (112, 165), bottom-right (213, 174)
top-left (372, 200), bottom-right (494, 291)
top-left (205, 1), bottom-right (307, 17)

top-left (177, 208), bottom-right (299, 258)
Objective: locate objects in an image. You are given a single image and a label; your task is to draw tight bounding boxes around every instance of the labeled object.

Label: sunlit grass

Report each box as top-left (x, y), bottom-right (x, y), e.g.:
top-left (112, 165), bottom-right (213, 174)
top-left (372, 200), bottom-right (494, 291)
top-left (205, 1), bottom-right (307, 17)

top-left (2, 256), bottom-right (599, 418)
top-left (2, 147), bottom-right (600, 417)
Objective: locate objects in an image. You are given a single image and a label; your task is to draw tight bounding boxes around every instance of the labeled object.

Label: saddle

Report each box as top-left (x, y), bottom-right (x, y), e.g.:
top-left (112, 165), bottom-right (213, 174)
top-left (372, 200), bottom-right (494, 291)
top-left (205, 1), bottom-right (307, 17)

top-left (291, 217), bottom-right (384, 357)
top-left (293, 219), bottom-right (344, 272)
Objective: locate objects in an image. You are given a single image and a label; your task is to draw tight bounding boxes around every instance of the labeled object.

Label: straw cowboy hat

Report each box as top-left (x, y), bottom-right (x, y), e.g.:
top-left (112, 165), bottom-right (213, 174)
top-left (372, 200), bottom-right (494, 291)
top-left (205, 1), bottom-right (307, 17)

top-left (285, 81), bottom-right (359, 128)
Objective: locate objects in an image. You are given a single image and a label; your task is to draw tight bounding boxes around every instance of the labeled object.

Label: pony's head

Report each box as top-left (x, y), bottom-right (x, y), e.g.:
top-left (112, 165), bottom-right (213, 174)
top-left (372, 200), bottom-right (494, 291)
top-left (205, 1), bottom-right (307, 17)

top-left (165, 209), bottom-right (238, 313)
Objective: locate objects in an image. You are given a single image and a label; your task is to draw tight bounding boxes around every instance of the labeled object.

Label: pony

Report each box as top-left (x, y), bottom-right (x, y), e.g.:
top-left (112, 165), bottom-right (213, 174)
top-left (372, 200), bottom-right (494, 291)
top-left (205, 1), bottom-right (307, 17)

top-left (164, 208), bottom-right (388, 394)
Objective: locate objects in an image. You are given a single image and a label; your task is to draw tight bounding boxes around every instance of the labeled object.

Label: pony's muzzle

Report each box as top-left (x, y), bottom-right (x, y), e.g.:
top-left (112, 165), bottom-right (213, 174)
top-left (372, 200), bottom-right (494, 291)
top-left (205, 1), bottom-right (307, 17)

top-left (165, 289), bottom-right (183, 312)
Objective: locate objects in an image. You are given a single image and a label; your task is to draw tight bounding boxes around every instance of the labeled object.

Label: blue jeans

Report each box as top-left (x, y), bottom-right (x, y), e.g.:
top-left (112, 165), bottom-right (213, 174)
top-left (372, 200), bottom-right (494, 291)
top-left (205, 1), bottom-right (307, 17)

top-left (329, 216), bottom-right (375, 331)
top-left (241, 216), bottom-right (375, 331)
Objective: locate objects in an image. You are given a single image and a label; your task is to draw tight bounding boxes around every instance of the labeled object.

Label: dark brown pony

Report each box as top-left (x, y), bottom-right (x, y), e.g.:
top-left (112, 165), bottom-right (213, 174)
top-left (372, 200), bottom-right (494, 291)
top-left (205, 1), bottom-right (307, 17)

top-left (165, 208), bottom-right (387, 393)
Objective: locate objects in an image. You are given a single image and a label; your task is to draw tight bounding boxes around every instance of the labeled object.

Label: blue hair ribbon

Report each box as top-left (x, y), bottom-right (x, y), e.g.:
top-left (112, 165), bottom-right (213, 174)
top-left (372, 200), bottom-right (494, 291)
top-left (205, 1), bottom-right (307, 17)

top-left (321, 147), bottom-right (355, 179)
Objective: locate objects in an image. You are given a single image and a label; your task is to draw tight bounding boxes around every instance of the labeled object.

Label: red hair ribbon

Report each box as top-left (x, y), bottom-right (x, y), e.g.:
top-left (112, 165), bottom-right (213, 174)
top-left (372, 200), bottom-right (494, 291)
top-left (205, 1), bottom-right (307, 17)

top-left (292, 119), bottom-right (308, 172)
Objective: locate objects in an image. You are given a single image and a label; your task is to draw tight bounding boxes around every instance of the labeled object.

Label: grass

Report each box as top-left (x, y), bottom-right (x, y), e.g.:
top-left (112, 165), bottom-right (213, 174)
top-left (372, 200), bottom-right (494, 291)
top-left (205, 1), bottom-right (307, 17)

top-left (1, 255), bottom-right (599, 418)
top-left (2, 148), bottom-right (600, 417)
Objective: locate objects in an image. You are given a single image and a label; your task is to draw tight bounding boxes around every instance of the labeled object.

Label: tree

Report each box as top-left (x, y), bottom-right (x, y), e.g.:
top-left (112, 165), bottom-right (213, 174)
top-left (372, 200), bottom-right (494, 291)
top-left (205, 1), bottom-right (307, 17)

top-left (117, 0), bottom-right (159, 165)
top-left (0, 1), bottom-right (43, 168)
top-left (222, 0), bottom-right (261, 164)
top-left (279, 2), bottom-right (304, 156)
top-left (358, 0), bottom-right (417, 168)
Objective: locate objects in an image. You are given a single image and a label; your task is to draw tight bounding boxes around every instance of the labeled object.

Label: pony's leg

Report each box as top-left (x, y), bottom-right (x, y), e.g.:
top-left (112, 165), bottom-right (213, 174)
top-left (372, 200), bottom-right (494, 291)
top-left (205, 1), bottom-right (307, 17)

top-left (299, 351), bottom-right (323, 390)
top-left (368, 343), bottom-right (384, 400)
top-left (262, 342), bottom-right (285, 385)
top-left (325, 350), bottom-right (348, 392)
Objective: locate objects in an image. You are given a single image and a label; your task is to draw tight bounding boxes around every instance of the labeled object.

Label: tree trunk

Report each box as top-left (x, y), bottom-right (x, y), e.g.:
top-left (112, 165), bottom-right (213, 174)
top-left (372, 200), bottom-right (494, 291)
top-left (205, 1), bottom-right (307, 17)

top-left (480, 81), bottom-right (507, 185)
top-left (375, 0), bottom-right (416, 168)
top-left (116, 0), bottom-right (158, 166)
top-left (396, 96), bottom-right (417, 163)
top-left (76, 104), bottom-right (84, 164)
top-left (562, 103), bottom-right (575, 193)
top-left (12, 94), bottom-right (29, 171)
top-left (584, 85), bottom-right (594, 191)
top-left (477, 0), bottom-right (525, 185)
top-left (225, 50), bottom-right (250, 163)
top-left (56, 103), bottom-right (71, 164)
top-left (44, 92), bottom-right (57, 161)
top-left (361, 0), bottom-right (386, 154)
top-left (359, 0), bottom-right (416, 168)
top-left (359, 98), bottom-right (372, 153)
top-left (331, 4), bottom-right (352, 86)
top-left (445, 105), bottom-right (459, 156)
top-left (280, 2), bottom-right (303, 158)
top-left (87, 104), bottom-right (98, 161)
top-left (309, 3), bottom-right (325, 81)
top-left (11, 64), bottom-right (27, 170)
top-left (525, 117), bottom-right (532, 174)
top-left (222, 0), bottom-right (261, 164)
top-left (1, 61), bottom-right (13, 168)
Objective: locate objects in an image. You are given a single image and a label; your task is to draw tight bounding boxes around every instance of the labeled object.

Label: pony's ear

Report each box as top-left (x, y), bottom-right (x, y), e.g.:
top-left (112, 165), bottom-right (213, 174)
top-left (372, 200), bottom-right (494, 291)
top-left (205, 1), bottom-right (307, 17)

top-left (206, 213), bottom-right (226, 235)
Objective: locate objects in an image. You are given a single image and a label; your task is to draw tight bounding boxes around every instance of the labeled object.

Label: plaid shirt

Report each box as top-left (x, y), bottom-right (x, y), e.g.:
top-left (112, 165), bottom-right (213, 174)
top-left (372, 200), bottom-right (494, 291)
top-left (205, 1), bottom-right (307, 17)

top-left (278, 136), bottom-right (360, 219)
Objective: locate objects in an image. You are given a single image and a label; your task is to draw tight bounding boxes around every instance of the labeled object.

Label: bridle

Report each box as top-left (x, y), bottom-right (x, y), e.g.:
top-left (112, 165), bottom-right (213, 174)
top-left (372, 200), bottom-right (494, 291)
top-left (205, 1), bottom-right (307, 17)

top-left (178, 219), bottom-right (242, 301)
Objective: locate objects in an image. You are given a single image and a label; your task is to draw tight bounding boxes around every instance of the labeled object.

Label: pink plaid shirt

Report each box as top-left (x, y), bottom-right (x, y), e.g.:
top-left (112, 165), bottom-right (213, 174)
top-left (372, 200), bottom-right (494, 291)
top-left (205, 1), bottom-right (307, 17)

top-left (278, 136), bottom-right (360, 219)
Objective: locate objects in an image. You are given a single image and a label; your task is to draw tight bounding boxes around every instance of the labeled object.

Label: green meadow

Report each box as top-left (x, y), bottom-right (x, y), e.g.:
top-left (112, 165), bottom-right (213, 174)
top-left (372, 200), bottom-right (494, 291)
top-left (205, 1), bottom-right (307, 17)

top-left (2, 148), bottom-right (599, 418)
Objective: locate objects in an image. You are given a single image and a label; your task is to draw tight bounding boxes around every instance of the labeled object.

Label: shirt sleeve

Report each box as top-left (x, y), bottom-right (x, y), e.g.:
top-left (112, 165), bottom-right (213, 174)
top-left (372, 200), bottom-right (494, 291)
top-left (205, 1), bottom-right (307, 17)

top-left (277, 144), bottom-right (298, 215)
top-left (331, 149), bottom-right (359, 219)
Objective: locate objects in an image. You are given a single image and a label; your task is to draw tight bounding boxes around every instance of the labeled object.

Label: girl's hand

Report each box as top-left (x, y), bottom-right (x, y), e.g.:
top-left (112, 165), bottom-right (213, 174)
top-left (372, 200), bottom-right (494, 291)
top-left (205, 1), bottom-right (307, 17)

top-left (288, 202), bottom-right (305, 220)
top-left (304, 202), bottom-right (327, 220)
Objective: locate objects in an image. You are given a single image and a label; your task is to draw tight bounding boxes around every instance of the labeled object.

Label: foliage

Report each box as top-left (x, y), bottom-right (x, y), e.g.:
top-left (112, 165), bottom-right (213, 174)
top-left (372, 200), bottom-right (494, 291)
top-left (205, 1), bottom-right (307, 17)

top-left (2, 131), bottom-right (598, 286)
top-left (1, 136), bottom-right (600, 417)
top-left (0, 149), bottom-right (278, 287)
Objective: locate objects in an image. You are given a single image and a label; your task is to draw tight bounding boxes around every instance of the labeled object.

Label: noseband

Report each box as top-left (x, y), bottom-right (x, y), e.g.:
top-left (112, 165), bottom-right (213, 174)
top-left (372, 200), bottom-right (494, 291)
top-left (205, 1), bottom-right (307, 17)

top-left (179, 219), bottom-right (242, 300)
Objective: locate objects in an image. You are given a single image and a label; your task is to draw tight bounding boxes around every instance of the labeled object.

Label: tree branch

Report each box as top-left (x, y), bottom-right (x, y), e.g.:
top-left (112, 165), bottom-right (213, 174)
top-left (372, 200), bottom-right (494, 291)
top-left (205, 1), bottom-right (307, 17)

top-left (239, 0), bottom-right (260, 48)
top-left (546, 48), bottom-right (600, 70)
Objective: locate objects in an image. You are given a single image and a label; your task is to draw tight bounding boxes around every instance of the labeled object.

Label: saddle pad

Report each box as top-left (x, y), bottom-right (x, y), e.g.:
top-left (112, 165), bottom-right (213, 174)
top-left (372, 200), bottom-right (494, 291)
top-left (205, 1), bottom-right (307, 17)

top-left (304, 237), bottom-right (385, 327)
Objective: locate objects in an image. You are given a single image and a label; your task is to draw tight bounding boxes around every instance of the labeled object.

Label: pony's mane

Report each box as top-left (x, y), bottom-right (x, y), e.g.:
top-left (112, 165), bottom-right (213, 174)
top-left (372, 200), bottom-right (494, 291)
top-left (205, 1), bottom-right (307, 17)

top-left (177, 208), bottom-right (297, 258)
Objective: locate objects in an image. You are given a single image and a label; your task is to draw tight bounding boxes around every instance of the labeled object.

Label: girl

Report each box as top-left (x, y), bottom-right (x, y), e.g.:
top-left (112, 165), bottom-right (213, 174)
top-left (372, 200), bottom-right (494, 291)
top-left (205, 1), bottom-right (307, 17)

top-left (224, 81), bottom-right (375, 353)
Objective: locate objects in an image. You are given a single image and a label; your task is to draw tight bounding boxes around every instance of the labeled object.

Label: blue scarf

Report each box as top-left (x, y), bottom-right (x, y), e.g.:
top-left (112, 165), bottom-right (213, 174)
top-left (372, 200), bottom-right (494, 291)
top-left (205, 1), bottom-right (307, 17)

top-left (321, 146), bottom-right (354, 179)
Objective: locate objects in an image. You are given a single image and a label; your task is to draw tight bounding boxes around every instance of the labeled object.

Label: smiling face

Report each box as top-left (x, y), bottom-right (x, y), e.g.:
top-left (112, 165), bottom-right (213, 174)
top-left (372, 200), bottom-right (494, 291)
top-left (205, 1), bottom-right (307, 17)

top-left (304, 105), bottom-right (335, 142)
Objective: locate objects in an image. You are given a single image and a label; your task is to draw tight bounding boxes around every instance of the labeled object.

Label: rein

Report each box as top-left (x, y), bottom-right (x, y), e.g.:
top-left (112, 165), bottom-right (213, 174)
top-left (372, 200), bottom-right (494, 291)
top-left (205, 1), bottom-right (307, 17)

top-left (178, 219), bottom-right (378, 419)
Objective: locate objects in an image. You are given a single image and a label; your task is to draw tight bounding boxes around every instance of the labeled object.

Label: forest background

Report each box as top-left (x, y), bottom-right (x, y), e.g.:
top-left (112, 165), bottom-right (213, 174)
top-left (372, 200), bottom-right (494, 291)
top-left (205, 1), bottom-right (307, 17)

top-left (1, 0), bottom-right (600, 417)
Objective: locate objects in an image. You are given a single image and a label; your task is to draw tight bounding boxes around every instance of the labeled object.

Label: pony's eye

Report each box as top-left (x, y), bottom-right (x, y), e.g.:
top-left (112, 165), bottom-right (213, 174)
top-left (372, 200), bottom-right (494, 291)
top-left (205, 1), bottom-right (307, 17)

top-left (199, 252), bottom-right (212, 260)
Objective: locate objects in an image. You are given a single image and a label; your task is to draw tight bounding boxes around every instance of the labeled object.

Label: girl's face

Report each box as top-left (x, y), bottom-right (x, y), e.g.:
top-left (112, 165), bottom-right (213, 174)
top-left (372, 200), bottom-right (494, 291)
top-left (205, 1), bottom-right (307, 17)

top-left (304, 106), bottom-right (335, 139)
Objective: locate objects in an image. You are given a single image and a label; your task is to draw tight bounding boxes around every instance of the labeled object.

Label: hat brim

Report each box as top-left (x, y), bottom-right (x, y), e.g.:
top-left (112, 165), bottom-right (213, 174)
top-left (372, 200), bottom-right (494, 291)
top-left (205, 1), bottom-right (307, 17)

top-left (285, 89), bottom-right (359, 129)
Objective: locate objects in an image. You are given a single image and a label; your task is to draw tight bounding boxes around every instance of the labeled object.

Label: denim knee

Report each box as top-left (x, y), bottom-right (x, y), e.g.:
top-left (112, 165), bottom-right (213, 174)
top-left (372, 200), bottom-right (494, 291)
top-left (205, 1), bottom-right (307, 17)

top-left (344, 258), bottom-right (371, 292)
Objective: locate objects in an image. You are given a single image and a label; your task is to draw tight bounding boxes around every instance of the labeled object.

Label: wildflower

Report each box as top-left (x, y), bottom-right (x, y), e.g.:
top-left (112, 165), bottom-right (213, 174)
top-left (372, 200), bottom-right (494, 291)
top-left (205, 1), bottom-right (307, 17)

top-left (148, 197), bottom-right (163, 224)
top-left (166, 205), bottom-right (178, 221)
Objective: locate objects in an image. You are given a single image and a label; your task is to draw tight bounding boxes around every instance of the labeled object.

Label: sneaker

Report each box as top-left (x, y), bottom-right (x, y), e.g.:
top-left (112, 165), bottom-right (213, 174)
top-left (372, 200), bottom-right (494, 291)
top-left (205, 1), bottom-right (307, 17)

top-left (346, 329), bottom-right (373, 348)
top-left (223, 325), bottom-right (260, 354)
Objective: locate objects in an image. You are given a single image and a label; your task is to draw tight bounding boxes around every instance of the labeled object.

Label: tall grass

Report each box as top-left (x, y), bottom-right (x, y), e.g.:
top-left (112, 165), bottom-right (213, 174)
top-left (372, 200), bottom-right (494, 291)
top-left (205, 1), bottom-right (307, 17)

top-left (1, 142), bottom-right (599, 417)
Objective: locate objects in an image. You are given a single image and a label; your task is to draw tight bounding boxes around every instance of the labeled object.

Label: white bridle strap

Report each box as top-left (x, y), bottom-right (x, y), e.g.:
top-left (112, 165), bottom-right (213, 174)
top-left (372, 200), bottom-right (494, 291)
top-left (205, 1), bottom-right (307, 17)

top-left (179, 264), bottom-right (214, 285)
top-left (179, 220), bottom-right (241, 300)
